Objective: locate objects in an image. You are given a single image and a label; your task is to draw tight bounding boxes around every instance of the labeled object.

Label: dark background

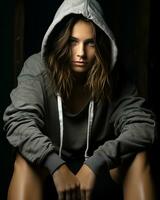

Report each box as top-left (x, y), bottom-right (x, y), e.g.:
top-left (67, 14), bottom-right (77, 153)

top-left (1, 0), bottom-right (160, 199)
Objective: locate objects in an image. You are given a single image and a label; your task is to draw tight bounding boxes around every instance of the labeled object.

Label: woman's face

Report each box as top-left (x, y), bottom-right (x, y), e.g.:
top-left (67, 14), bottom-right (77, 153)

top-left (69, 20), bottom-right (96, 74)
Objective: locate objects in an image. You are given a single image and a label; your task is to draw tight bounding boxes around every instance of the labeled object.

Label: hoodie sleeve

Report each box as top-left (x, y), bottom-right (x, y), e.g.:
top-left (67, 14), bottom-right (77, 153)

top-left (84, 84), bottom-right (156, 174)
top-left (3, 54), bottom-right (65, 173)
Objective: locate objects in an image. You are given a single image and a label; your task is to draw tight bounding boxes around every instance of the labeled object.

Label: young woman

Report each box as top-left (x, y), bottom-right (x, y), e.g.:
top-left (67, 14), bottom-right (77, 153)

top-left (3, 0), bottom-right (156, 199)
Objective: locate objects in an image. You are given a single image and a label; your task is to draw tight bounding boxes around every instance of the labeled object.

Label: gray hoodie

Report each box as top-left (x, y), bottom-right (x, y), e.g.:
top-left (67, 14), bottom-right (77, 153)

top-left (3, 0), bottom-right (155, 175)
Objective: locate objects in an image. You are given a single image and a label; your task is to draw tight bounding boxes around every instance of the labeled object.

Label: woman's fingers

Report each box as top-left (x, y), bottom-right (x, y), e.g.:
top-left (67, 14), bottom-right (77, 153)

top-left (52, 164), bottom-right (80, 200)
top-left (76, 164), bottom-right (96, 200)
top-left (57, 186), bottom-right (80, 200)
top-left (58, 191), bottom-right (64, 200)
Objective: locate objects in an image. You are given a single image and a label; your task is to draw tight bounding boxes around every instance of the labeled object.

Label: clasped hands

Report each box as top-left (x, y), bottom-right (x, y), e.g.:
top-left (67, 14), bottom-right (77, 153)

top-left (53, 164), bottom-right (96, 200)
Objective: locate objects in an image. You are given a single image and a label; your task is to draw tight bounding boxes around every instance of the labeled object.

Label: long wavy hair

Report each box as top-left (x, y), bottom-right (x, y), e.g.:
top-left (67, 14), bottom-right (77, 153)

top-left (44, 14), bottom-right (112, 102)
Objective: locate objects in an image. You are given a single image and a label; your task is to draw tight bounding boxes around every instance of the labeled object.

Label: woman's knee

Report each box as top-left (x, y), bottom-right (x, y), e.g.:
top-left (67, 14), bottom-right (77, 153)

top-left (122, 151), bottom-right (154, 191)
top-left (13, 153), bottom-right (47, 182)
top-left (122, 152), bottom-right (156, 199)
top-left (14, 153), bottom-right (31, 172)
top-left (125, 151), bottom-right (151, 177)
top-left (8, 153), bottom-right (46, 200)
top-left (109, 151), bottom-right (151, 184)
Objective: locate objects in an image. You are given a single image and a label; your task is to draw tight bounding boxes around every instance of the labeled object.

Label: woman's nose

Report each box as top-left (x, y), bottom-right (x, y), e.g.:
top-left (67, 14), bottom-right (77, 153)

top-left (77, 43), bottom-right (85, 58)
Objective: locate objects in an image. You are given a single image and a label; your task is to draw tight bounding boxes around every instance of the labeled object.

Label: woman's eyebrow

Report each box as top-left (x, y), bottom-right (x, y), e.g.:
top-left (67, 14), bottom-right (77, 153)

top-left (69, 36), bottom-right (78, 41)
top-left (85, 38), bottom-right (94, 43)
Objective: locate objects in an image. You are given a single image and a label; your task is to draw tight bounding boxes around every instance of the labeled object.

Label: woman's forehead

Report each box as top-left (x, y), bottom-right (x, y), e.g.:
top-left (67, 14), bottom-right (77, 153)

top-left (71, 20), bottom-right (95, 38)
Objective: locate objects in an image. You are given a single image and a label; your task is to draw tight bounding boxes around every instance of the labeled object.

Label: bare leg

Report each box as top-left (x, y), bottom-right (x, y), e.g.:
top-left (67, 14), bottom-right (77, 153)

top-left (110, 151), bottom-right (156, 200)
top-left (7, 153), bottom-right (46, 200)
top-left (122, 151), bottom-right (156, 200)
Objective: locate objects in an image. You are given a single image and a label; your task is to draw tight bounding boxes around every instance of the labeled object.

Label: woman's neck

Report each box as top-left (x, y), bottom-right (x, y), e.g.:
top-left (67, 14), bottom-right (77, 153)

top-left (64, 81), bottom-right (91, 114)
top-left (72, 71), bottom-right (88, 86)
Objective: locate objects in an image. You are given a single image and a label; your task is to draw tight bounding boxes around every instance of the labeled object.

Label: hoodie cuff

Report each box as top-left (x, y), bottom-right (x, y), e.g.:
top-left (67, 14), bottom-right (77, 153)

top-left (43, 152), bottom-right (66, 175)
top-left (84, 152), bottom-right (108, 175)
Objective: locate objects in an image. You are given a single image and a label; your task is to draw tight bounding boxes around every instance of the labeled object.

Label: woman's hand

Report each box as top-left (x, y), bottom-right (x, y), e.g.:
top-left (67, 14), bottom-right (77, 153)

top-left (52, 164), bottom-right (80, 200)
top-left (76, 164), bottom-right (96, 200)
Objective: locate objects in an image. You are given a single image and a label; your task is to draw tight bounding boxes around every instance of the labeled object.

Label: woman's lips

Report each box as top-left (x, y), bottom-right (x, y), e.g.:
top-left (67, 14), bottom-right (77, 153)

top-left (72, 61), bottom-right (87, 66)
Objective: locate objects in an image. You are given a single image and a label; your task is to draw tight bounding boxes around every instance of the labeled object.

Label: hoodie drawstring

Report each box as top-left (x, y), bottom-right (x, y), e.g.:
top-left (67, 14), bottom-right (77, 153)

top-left (57, 94), bottom-right (64, 157)
top-left (57, 94), bottom-right (94, 160)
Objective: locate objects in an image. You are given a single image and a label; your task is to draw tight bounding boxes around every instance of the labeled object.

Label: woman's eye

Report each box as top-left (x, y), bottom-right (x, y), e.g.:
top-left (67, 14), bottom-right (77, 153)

top-left (87, 40), bottom-right (95, 47)
top-left (69, 38), bottom-right (77, 45)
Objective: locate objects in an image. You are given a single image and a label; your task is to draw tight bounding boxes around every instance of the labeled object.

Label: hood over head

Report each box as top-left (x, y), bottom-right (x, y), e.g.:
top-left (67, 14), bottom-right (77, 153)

top-left (41, 0), bottom-right (118, 70)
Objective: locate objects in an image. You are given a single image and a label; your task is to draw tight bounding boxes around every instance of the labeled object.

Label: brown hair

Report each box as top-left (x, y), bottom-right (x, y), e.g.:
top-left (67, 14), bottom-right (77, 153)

top-left (44, 14), bottom-right (112, 102)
